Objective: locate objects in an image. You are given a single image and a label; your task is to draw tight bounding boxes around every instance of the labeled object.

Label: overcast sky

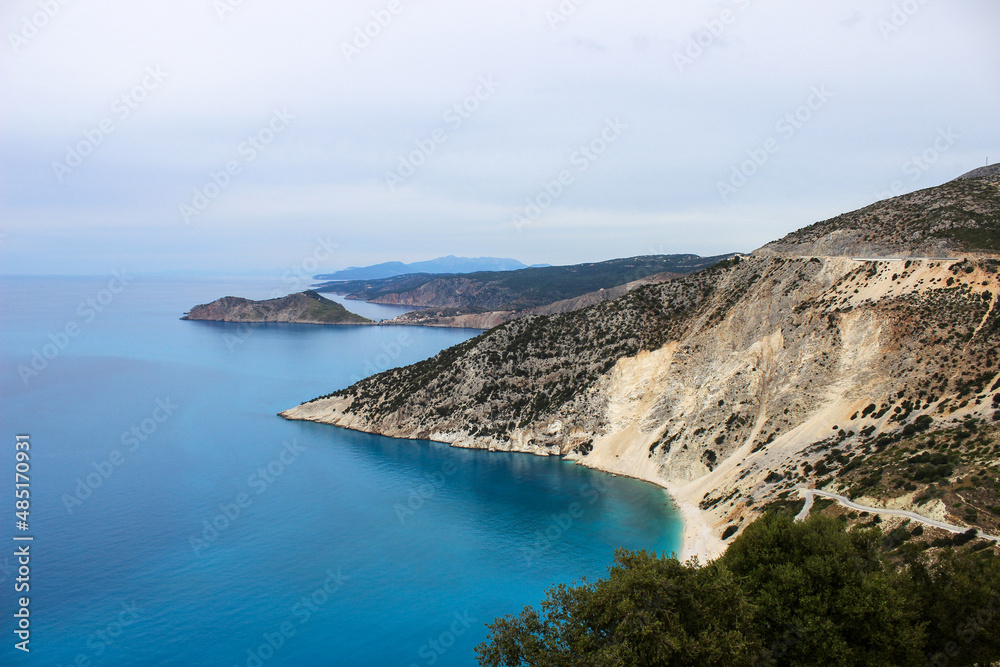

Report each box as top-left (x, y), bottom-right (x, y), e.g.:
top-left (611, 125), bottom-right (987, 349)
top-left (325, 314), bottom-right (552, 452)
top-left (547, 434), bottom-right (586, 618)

top-left (1, 0), bottom-right (998, 275)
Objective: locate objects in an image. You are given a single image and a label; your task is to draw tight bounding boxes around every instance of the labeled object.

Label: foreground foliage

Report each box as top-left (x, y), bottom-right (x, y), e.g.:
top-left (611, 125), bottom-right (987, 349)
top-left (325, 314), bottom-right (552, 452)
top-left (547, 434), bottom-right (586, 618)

top-left (476, 513), bottom-right (1000, 667)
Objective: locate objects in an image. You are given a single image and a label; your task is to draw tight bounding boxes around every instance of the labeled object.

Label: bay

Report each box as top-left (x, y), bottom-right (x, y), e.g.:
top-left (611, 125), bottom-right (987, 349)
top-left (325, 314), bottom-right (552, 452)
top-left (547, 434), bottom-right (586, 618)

top-left (0, 276), bottom-right (681, 666)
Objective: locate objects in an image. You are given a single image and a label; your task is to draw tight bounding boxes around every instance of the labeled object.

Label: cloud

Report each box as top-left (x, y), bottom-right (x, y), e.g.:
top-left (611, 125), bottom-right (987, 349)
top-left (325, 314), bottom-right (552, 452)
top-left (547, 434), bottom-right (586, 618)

top-left (1, 0), bottom-right (998, 273)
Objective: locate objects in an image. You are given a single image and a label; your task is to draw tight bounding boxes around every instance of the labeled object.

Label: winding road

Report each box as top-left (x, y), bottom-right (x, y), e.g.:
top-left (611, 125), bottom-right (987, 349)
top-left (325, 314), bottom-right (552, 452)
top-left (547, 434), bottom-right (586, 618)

top-left (849, 257), bottom-right (958, 262)
top-left (795, 488), bottom-right (1000, 543)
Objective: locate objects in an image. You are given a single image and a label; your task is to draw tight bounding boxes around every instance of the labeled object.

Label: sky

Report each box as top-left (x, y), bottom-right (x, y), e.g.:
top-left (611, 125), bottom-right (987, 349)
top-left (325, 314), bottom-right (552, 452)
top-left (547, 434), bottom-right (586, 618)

top-left (1, 0), bottom-right (998, 276)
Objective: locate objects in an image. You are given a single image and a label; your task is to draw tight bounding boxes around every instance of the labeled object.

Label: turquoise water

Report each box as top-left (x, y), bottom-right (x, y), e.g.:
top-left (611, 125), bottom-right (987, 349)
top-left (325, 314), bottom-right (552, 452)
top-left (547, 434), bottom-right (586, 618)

top-left (0, 276), bottom-right (681, 666)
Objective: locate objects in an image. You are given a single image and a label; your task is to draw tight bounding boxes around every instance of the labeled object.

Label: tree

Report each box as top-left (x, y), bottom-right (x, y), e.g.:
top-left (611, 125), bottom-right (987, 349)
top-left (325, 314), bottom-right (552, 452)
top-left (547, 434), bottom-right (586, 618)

top-left (476, 550), bottom-right (760, 666)
top-left (719, 513), bottom-right (925, 666)
top-left (906, 546), bottom-right (1000, 666)
top-left (477, 512), bottom-right (1000, 667)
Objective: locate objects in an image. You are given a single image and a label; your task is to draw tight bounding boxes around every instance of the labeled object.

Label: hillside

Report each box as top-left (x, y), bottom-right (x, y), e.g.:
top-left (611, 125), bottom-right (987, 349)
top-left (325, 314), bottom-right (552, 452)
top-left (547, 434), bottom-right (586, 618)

top-left (759, 165), bottom-right (1000, 257)
top-left (182, 291), bottom-right (372, 325)
top-left (387, 271), bottom-right (685, 328)
top-left (315, 254), bottom-right (733, 313)
top-left (281, 170), bottom-right (1000, 557)
top-left (314, 255), bottom-right (534, 281)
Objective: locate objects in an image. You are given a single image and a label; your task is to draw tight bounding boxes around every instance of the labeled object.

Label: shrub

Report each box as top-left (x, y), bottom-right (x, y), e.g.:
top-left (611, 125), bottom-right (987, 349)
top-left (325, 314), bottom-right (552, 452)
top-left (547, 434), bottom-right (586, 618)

top-left (478, 514), bottom-right (1000, 667)
top-left (952, 529), bottom-right (978, 546)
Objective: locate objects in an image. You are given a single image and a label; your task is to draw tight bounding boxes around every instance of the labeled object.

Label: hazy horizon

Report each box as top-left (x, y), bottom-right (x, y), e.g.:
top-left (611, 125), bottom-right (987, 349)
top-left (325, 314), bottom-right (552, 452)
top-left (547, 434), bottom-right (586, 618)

top-left (2, 0), bottom-right (998, 275)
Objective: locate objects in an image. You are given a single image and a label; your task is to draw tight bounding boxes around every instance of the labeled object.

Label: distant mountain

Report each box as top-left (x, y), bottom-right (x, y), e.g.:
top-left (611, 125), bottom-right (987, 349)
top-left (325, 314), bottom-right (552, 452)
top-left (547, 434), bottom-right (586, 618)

top-left (314, 254), bottom-right (735, 320)
top-left (182, 291), bottom-right (372, 325)
top-left (284, 167), bottom-right (1000, 558)
top-left (315, 256), bottom-right (542, 281)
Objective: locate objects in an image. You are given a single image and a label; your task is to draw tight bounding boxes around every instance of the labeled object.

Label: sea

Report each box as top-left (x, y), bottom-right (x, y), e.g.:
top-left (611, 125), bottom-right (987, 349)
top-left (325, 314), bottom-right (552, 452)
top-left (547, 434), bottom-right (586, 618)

top-left (0, 275), bottom-right (681, 666)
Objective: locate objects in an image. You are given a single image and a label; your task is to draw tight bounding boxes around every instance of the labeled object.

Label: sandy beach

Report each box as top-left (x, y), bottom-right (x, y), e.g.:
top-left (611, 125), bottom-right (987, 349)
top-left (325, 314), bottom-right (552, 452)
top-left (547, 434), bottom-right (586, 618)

top-left (664, 482), bottom-right (727, 563)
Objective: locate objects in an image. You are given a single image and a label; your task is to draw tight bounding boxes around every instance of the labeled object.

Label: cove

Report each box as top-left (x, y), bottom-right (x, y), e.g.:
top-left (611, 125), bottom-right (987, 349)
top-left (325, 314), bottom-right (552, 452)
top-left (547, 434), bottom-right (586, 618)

top-left (0, 276), bottom-right (681, 666)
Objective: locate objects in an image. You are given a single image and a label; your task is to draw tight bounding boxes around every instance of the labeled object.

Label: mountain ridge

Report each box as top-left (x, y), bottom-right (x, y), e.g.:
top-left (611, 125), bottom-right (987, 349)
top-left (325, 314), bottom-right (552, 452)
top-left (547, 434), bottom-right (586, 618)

top-left (314, 255), bottom-right (540, 281)
top-left (281, 169), bottom-right (1000, 559)
top-left (758, 168), bottom-right (1000, 258)
top-left (387, 271), bottom-right (686, 329)
top-left (315, 254), bottom-right (734, 316)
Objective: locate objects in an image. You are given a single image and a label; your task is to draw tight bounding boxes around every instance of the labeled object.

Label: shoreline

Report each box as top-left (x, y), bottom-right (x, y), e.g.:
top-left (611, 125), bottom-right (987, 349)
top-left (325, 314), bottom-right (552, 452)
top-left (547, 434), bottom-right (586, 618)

top-left (279, 405), bottom-right (726, 564)
top-left (663, 482), bottom-right (727, 563)
top-left (561, 454), bottom-right (726, 563)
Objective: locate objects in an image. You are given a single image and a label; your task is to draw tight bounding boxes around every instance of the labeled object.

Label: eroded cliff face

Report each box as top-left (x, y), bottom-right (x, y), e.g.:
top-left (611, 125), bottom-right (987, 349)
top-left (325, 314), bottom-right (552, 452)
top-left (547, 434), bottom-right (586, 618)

top-left (281, 253), bottom-right (1000, 547)
top-left (576, 257), bottom-right (997, 546)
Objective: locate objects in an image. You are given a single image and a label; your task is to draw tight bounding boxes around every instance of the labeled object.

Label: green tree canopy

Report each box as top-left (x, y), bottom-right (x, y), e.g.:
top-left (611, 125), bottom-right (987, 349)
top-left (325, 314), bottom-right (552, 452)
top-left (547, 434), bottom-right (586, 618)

top-left (476, 513), bottom-right (1000, 667)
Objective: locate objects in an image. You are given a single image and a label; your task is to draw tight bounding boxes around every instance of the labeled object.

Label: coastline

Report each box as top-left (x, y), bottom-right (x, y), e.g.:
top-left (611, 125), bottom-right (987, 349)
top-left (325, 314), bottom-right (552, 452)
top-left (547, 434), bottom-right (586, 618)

top-left (279, 402), bottom-right (726, 564)
top-left (181, 316), bottom-right (376, 326)
top-left (560, 453), bottom-right (726, 564)
top-left (664, 482), bottom-right (727, 564)
top-left (566, 462), bottom-right (725, 564)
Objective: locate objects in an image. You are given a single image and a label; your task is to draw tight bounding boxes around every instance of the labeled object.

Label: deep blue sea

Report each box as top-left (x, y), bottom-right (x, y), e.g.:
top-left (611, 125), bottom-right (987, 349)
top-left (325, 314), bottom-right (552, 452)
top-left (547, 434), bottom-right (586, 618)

top-left (0, 276), bottom-right (681, 666)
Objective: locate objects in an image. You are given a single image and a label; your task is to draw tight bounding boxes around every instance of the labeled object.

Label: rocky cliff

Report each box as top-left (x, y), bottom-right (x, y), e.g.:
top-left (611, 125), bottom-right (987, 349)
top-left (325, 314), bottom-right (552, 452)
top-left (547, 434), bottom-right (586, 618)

top-left (183, 291), bottom-right (371, 325)
top-left (281, 170), bottom-right (1000, 557)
